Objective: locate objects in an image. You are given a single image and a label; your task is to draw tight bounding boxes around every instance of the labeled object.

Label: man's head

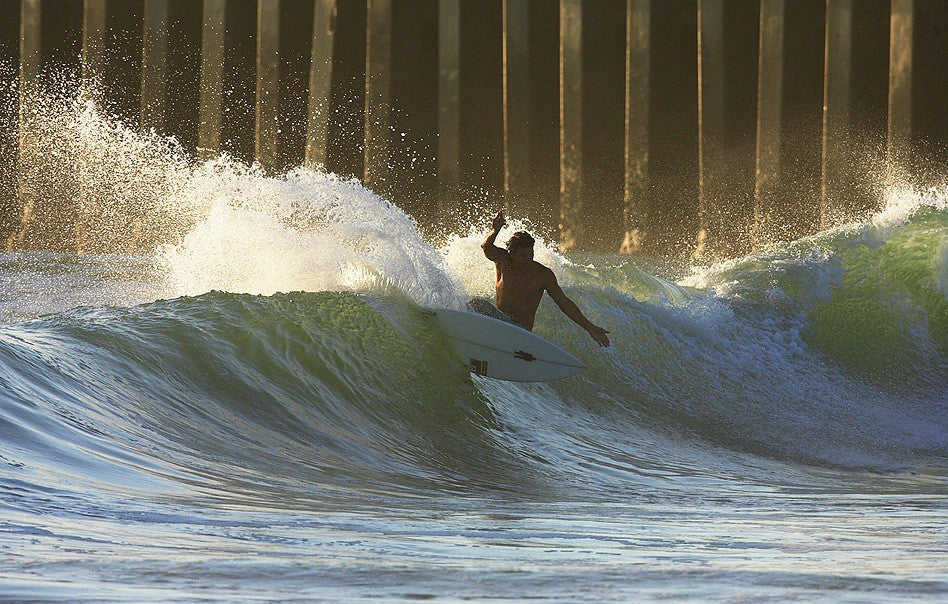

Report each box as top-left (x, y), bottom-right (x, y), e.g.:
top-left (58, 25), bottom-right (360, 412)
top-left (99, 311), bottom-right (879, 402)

top-left (506, 231), bottom-right (535, 267)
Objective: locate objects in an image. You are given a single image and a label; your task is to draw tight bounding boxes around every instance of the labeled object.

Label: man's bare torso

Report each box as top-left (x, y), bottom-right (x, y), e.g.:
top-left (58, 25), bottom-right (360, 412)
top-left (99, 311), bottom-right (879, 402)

top-left (494, 258), bottom-right (551, 330)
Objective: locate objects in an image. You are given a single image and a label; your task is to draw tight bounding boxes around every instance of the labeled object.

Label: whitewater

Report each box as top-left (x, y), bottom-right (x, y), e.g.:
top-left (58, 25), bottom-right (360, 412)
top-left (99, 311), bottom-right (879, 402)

top-left (0, 96), bottom-right (945, 602)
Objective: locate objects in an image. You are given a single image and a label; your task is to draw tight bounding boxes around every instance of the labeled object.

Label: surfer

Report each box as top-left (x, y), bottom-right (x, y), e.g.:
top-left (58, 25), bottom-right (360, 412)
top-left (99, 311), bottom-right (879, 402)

top-left (481, 210), bottom-right (610, 347)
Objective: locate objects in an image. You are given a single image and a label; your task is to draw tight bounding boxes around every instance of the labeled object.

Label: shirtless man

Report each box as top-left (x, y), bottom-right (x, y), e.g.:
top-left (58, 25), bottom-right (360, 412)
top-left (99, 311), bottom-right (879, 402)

top-left (481, 210), bottom-right (610, 347)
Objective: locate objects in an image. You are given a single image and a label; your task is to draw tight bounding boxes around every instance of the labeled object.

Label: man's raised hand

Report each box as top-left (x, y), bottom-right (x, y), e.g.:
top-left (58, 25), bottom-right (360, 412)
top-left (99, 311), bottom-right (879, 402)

top-left (491, 210), bottom-right (506, 232)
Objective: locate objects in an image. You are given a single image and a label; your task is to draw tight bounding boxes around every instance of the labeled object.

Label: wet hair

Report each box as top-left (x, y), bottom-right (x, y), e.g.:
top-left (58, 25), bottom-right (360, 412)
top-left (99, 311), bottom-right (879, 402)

top-left (506, 231), bottom-right (535, 253)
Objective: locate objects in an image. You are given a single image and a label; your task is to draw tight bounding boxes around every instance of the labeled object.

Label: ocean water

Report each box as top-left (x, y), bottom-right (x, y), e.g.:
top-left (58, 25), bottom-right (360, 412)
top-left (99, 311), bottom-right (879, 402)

top-left (0, 98), bottom-right (946, 602)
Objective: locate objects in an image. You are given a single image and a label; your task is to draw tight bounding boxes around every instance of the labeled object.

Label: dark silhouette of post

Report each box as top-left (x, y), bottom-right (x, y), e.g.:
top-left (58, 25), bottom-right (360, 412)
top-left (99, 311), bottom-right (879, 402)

top-left (198, 0), bottom-right (225, 159)
top-left (821, 0), bottom-right (851, 226)
top-left (18, 0), bottom-right (41, 115)
top-left (11, 0), bottom-right (41, 250)
top-left (256, 0), bottom-right (280, 172)
top-left (305, 0), bottom-right (336, 170)
top-left (0, 2), bottom-right (19, 245)
top-left (141, 0), bottom-right (169, 133)
top-left (79, 0), bottom-right (108, 251)
top-left (364, 0), bottom-right (392, 191)
top-left (82, 0), bottom-right (106, 89)
top-left (887, 0), bottom-right (913, 174)
top-left (696, 0), bottom-right (725, 258)
top-left (503, 0), bottom-right (531, 218)
top-left (559, 0), bottom-right (582, 251)
top-left (438, 0), bottom-right (460, 198)
top-left (622, 0), bottom-right (650, 254)
top-left (754, 0), bottom-right (784, 245)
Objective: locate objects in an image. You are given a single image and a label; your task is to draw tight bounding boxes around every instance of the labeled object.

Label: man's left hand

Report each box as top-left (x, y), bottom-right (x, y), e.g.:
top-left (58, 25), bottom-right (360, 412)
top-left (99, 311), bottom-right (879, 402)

top-left (588, 325), bottom-right (610, 347)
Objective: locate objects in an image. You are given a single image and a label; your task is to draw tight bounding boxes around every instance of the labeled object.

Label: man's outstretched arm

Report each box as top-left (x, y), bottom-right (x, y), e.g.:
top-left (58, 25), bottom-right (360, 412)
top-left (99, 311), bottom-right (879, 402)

top-left (482, 210), bottom-right (508, 261)
top-left (546, 275), bottom-right (611, 347)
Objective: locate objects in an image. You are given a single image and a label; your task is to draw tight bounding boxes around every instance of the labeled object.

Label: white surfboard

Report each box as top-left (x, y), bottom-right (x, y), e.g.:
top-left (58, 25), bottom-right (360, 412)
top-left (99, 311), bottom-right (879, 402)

top-left (431, 308), bottom-right (585, 382)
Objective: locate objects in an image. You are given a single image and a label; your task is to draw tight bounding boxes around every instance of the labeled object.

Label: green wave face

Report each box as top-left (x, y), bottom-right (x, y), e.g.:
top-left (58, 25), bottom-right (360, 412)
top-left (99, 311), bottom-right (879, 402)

top-left (805, 207), bottom-right (947, 381)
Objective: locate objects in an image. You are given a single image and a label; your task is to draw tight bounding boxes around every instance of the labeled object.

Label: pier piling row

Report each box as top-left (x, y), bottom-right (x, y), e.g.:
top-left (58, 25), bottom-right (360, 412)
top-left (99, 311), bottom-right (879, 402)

top-left (0, 0), bottom-right (945, 255)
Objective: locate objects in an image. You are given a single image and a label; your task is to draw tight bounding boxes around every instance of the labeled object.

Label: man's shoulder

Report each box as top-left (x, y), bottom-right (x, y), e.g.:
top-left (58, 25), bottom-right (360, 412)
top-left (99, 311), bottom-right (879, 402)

top-left (485, 245), bottom-right (508, 262)
top-left (531, 261), bottom-right (557, 281)
top-left (530, 260), bottom-right (553, 272)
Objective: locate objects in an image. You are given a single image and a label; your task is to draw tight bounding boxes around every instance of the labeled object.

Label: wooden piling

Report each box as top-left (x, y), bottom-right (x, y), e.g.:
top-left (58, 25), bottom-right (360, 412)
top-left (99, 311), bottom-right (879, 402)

top-left (721, 0), bottom-right (761, 255)
top-left (141, 0), bottom-right (169, 133)
top-left (821, 0), bottom-right (851, 225)
top-left (198, 0), bottom-right (225, 159)
top-left (79, 0), bottom-right (107, 252)
top-left (0, 2), bottom-right (20, 245)
top-left (622, 0), bottom-right (650, 254)
top-left (783, 1), bottom-right (828, 239)
top-left (559, 0), bottom-right (583, 251)
top-left (388, 1), bottom-right (438, 223)
top-left (437, 0), bottom-right (460, 197)
top-left (103, 1), bottom-right (144, 127)
top-left (11, 0), bottom-right (41, 250)
top-left (503, 0), bottom-right (531, 217)
top-left (18, 0), bottom-right (41, 127)
top-left (364, 0), bottom-right (392, 191)
top-left (305, 0), bottom-right (336, 169)
top-left (458, 2), bottom-right (504, 208)
top-left (912, 1), bottom-right (948, 172)
top-left (222, 0), bottom-right (257, 164)
top-left (887, 0), bottom-right (913, 171)
top-left (581, 2), bottom-right (626, 252)
top-left (696, 0), bottom-right (725, 257)
top-left (323, 0), bottom-right (365, 180)
top-left (649, 1), bottom-right (699, 256)
top-left (166, 0), bottom-right (204, 152)
top-left (256, 0), bottom-right (280, 172)
top-left (754, 0), bottom-right (784, 244)
top-left (81, 0), bottom-right (105, 88)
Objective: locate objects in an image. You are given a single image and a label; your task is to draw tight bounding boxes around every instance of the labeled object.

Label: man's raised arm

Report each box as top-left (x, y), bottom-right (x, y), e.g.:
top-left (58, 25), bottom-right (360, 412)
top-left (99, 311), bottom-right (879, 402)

top-left (482, 210), bottom-right (508, 261)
